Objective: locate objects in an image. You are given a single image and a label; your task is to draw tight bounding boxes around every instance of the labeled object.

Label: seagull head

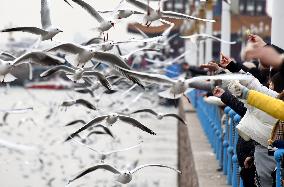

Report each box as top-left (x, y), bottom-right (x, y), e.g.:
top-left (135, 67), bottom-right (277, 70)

top-left (116, 171), bottom-right (132, 184)
top-left (0, 61), bottom-right (13, 75)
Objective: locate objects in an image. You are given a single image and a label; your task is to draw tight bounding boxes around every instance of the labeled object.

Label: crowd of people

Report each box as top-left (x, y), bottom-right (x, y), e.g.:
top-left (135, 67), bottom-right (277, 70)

top-left (185, 34), bottom-right (284, 187)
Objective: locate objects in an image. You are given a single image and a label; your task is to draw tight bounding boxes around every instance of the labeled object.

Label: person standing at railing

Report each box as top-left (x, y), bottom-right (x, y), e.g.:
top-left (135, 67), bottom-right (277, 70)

top-left (228, 80), bottom-right (284, 187)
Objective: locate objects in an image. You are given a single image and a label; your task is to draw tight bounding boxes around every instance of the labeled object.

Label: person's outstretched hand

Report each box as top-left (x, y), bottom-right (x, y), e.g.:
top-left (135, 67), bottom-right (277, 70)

top-left (200, 61), bottom-right (220, 73)
top-left (248, 34), bottom-right (267, 48)
top-left (213, 86), bottom-right (225, 98)
top-left (220, 52), bottom-right (233, 68)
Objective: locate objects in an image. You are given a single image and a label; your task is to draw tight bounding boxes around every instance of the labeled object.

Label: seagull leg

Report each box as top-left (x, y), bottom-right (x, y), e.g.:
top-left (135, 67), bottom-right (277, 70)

top-left (145, 21), bottom-right (149, 26)
top-left (1, 76), bottom-right (5, 83)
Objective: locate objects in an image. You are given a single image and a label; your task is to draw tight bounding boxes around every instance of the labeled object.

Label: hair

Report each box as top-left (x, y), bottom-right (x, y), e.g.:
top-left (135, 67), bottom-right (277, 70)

top-left (271, 72), bottom-right (284, 93)
top-left (278, 91), bottom-right (284, 101)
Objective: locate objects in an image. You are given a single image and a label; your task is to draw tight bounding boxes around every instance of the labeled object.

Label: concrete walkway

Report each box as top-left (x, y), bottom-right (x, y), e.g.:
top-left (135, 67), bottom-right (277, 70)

top-left (182, 97), bottom-right (230, 187)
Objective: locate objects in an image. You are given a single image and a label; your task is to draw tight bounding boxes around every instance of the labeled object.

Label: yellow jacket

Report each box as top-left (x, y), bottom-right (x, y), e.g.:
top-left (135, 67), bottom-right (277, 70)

top-left (247, 90), bottom-right (284, 121)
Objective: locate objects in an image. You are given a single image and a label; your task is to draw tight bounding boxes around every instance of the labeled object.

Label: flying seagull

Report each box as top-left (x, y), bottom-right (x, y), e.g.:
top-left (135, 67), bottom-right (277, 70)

top-left (61, 99), bottom-right (96, 110)
top-left (0, 51), bottom-right (64, 82)
top-left (68, 136), bottom-right (141, 161)
top-left (180, 33), bottom-right (236, 44)
top-left (131, 109), bottom-right (188, 126)
top-left (66, 0), bottom-right (114, 38)
top-left (1, 0), bottom-right (63, 41)
top-left (40, 65), bottom-right (112, 90)
top-left (68, 163), bottom-right (180, 184)
top-left (98, 0), bottom-right (143, 20)
top-left (66, 113), bottom-right (156, 140)
top-left (126, 0), bottom-right (215, 26)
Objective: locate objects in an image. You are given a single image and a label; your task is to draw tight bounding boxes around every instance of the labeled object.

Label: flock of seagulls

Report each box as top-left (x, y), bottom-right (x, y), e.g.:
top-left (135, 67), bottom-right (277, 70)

top-left (0, 0), bottom-right (241, 186)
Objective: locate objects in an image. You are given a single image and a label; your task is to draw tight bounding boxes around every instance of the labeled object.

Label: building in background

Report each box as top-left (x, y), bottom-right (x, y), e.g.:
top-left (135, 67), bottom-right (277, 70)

top-left (128, 0), bottom-right (271, 63)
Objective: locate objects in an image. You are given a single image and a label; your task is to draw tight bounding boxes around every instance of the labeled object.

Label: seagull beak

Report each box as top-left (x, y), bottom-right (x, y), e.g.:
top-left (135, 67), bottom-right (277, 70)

top-left (111, 22), bottom-right (115, 27)
top-left (59, 30), bottom-right (63, 33)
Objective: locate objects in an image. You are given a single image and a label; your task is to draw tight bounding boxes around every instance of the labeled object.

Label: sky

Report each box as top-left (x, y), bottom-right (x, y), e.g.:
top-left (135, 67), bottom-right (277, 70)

top-left (0, 0), bottom-right (159, 44)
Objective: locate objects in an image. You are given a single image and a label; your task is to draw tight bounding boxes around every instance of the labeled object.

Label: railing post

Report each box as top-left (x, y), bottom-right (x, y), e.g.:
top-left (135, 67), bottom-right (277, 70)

top-left (232, 114), bottom-right (241, 187)
top-left (223, 107), bottom-right (231, 175)
top-left (275, 149), bottom-right (284, 187)
top-left (227, 109), bottom-right (236, 185)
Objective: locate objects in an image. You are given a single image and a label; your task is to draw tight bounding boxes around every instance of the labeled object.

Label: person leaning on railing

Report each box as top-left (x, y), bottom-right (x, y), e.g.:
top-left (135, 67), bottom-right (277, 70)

top-left (212, 87), bottom-right (256, 187)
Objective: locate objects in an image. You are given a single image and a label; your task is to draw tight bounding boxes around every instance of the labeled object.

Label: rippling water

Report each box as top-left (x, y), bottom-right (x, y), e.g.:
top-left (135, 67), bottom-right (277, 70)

top-left (0, 87), bottom-right (178, 187)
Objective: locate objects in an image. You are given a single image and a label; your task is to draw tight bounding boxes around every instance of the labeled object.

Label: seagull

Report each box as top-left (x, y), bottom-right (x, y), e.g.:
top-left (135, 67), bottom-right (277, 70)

top-left (131, 109), bottom-right (187, 125)
top-left (180, 33), bottom-right (236, 44)
top-left (67, 0), bottom-right (114, 38)
top-left (61, 99), bottom-right (96, 110)
top-left (0, 51), bottom-right (64, 82)
top-left (126, 0), bottom-right (215, 26)
top-left (68, 163), bottom-right (180, 184)
top-left (1, 0), bottom-right (63, 41)
top-left (40, 65), bottom-right (112, 90)
top-left (45, 43), bottom-right (95, 67)
top-left (66, 113), bottom-right (156, 140)
top-left (45, 42), bottom-right (144, 86)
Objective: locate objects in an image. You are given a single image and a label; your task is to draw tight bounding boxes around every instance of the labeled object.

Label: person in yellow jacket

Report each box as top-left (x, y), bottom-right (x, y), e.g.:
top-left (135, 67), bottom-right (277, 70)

top-left (228, 81), bottom-right (284, 121)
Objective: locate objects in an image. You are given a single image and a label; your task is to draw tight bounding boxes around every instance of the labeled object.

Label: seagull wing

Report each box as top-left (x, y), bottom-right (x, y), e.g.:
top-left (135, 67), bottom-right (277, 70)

top-left (1, 27), bottom-right (47, 35)
top-left (41, 0), bottom-right (52, 29)
top-left (46, 43), bottom-right (85, 54)
top-left (40, 65), bottom-right (75, 78)
top-left (163, 113), bottom-right (187, 126)
top-left (104, 141), bottom-right (142, 155)
top-left (92, 52), bottom-right (144, 88)
top-left (181, 34), bottom-right (236, 44)
top-left (126, 0), bottom-right (154, 13)
top-left (83, 71), bottom-right (112, 90)
top-left (93, 124), bottom-right (114, 138)
top-left (93, 51), bottom-right (131, 70)
top-left (13, 52), bottom-right (65, 66)
top-left (162, 23), bottom-right (175, 37)
top-left (65, 119), bottom-right (86, 126)
top-left (74, 88), bottom-right (94, 97)
top-left (205, 34), bottom-right (236, 44)
top-left (71, 0), bottom-right (105, 22)
top-left (0, 107), bottom-right (33, 114)
top-left (0, 52), bottom-right (16, 61)
top-left (161, 11), bottom-right (215, 22)
top-left (118, 115), bottom-right (156, 135)
top-left (68, 164), bottom-right (121, 184)
top-left (75, 99), bottom-right (96, 110)
top-left (131, 109), bottom-right (158, 116)
top-left (133, 26), bottom-right (149, 39)
top-left (131, 164), bottom-right (181, 174)
top-left (118, 67), bottom-right (176, 85)
top-left (82, 37), bottom-right (104, 46)
top-left (65, 116), bottom-right (108, 141)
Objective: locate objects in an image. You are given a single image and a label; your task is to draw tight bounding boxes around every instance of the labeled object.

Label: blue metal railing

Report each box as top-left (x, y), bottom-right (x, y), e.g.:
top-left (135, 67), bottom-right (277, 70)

top-left (187, 90), bottom-right (284, 187)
